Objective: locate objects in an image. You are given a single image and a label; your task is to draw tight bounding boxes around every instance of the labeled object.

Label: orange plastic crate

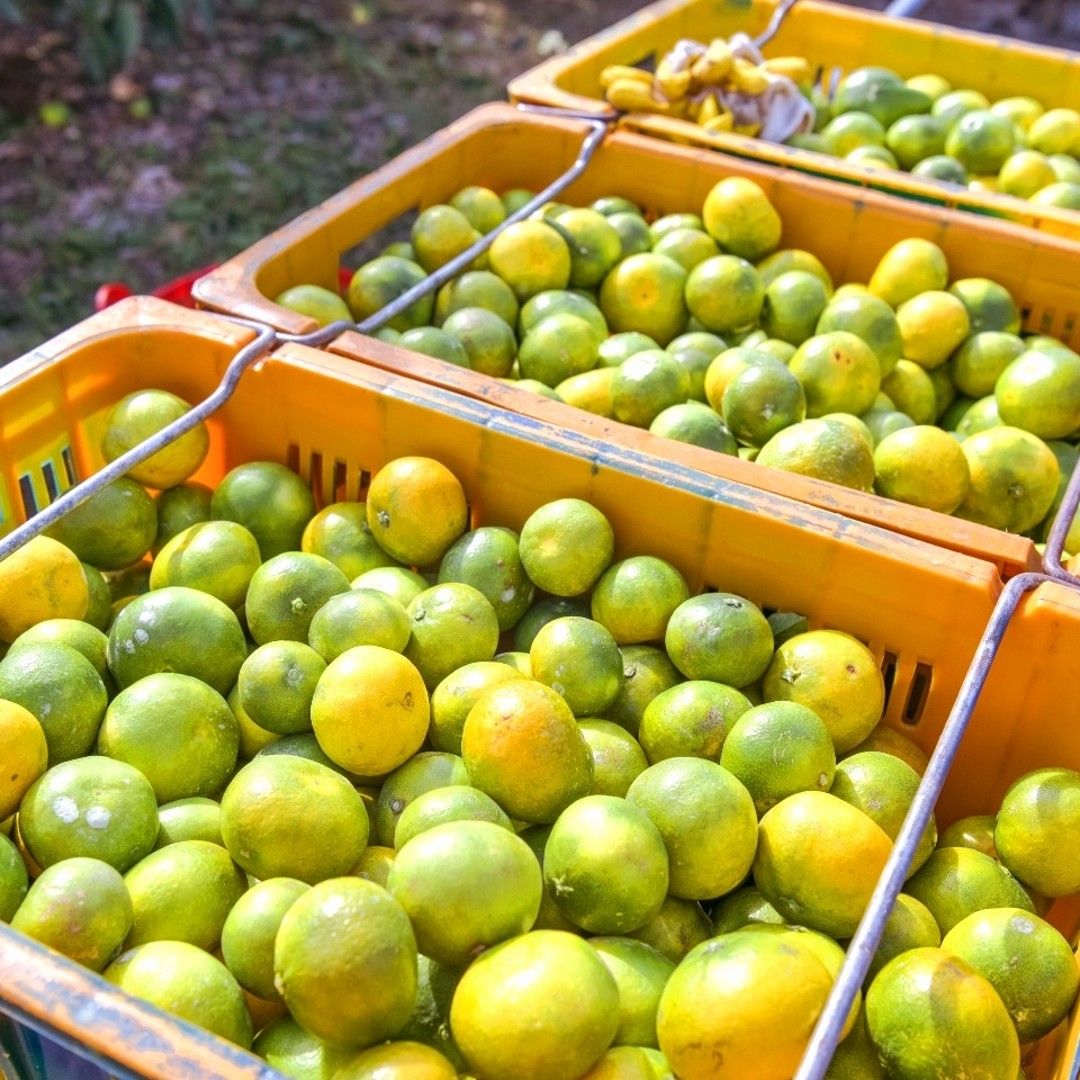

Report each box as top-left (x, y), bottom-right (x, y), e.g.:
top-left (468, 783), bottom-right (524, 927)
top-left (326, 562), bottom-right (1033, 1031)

top-left (193, 103), bottom-right (1075, 577)
top-left (509, 0), bottom-right (1080, 239)
top-left (3, 298), bottom-right (1080, 1076)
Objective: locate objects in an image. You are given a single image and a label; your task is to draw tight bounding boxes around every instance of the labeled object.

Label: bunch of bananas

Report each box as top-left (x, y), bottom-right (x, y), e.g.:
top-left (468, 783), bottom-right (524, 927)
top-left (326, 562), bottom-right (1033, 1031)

top-left (601, 36), bottom-right (813, 139)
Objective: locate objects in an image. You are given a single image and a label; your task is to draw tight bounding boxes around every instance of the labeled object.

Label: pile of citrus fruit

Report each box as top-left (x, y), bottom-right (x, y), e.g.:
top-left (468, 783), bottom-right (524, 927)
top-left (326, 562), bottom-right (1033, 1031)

top-left (278, 174), bottom-right (1080, 556)
top-left (0, 392), bottom-right (1079, 1080)
top-left (597, 47), bottom-right (1080, 210)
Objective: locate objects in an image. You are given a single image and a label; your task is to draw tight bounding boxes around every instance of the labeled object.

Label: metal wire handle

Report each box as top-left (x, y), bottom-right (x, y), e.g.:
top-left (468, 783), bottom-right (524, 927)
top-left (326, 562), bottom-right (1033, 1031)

top-left (284, 108), bottom-right (613, 349)
top-left (0, 324), bottom-right (278, 564)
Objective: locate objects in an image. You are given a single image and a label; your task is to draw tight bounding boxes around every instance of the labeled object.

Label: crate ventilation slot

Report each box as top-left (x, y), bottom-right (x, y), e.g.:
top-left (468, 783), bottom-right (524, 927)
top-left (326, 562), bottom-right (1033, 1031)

top-left (880, 650), bottom-right (898, 712)
top-left (902, 662), bottom-right (932, 727)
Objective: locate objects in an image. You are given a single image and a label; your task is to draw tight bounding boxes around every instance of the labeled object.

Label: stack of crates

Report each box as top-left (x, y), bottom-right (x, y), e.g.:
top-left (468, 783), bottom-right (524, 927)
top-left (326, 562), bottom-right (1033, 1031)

top-left (5, 1), bottom-right (1080, 1076)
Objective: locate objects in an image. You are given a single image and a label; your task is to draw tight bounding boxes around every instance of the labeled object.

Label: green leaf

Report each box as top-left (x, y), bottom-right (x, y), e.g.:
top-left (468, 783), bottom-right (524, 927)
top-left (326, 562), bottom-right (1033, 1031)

top-left (111, 0), bottom-right (142, 63)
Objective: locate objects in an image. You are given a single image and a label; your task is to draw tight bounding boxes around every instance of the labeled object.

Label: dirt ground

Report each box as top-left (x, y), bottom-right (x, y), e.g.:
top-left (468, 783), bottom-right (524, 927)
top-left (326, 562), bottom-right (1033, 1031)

top-left (1, 0), bottom-right (1077, 360)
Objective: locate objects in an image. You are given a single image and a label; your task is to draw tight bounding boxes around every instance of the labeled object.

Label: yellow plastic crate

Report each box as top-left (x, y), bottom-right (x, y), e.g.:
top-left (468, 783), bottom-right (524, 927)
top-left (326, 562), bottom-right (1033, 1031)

top-left (508, 0), bottom-right (1080, 240)
top-left (193, 103), bottom-right (1080, 578)
top-left (1, 297), bottom-right (1080, 1076)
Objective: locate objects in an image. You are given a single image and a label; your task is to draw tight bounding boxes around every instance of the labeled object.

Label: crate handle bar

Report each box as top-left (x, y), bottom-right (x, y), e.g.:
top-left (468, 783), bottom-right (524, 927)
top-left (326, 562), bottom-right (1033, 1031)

top-left (285, 109), bottom-right (613, 350)
top-left (0, 323), bottom-right (278, 565)
top-left (1042, 454), bottom-right (1080, 588)
top-left (795, 568), bottom-right (1048, 1080)
top-left (755, 0), bottom-right (801, 48)
top-left (884, 0), bottom-right (929, 17)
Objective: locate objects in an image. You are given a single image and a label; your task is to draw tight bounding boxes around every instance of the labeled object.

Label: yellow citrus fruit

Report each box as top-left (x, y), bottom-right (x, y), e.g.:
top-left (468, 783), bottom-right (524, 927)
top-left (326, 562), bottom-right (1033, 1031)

top-left (722, 361), bottom-right (807, 448)
top-left (348, 256), bottom-right (433, 330)
top-left (0, 642), bottom-right (106, 764)
top-left (664, 592), bottom-right (773, 688)
top-left (220, 755), bottom-right (368, 883)
top-left (943, 906), bottom-right (1079, 1043)
top-left (275, 284), bottom-right (352, 328)
top-left (389, 820), bottom-right (541, 965)
top-left (8, 619), bottom-right (107, 681)
top-left (1031, 179), bottom-right (1080, 209)
top-left (995, 346), bottom-right (1080, 440)
top-left (19, 756), bottom-right (159, 872)
top-left (591, 556), bottom-right (689, 646)
top-left (823, 111), bottom-right (887, 156)
top-left (604, 645), bottom-right (682, 739)
top-left (685, 255), bottom-right (764, 336)
top-left (101, 389), bottom-right (210, 490)
top-left (885, 114), bottom-right (947, 169)
top-left (438, 523), bottom-right (535, 633)
top-left (933, 88), bottom-right (990, 125)
top-left (488, 219), bottom-right (571, 300)
top-left (896, 290), bottom-right (971, 370)
top-left (443, 307), bottom-right (517, 377)
top-left (995, 767), bottom-right (1080, 897)
top-left (46, 477), bottom-right (156, 571)
top-left (530, 616), bottom-right (623, 717)
top-left (12, 855), bottom-right (132, 971)
top-left (579, 720), bottom-right (649, 798)
top-left (518, 313), bottom-right (600, 386)
top-left (309, 589), bottom-right (411, 662)
top-left (866, 892), bottom-right (940, 982)
top-left (816, 292), bottom-right (902, 377)
top-left (556, 207), bottom-right (623, 288)
top-left (275, 877), bottom-right (417, 1048)
top-left (311, 644), bottom-right (428, 775)
top-left (354, 844), bottom-right (395, 886)
top-left (150, 520), bottom-right (261, 610)
top-left (832, 751), bottom-right (937, 872)
top-left (955, 394), bottom-right (1003, 438)
top-left (543, 795), bottom-right (668, 933)
top-left (1028, 107), bottom-right (1080, 156)
top-left (99, 672), bottom-right (238, 802)
top-left (253, 1015), bottom-right (353, 1078)
top-left (373, 751), bottom-right (469, 846)
top-left (868, 238), bottom-right (948, 308)
top-left (210, 461), bottom-right (317, 560)
top-left (123, 839), bottom-right (246, 950)
top-left (653, 227), bottom-right (720, 273)
top-left (757, 417), bottom-right (876, 491)
top-left (956, 426), bottom-right (1059, 533)
top-left (228, 685), bottom-right (279, 758)
top-left (399, 326), bottom-right (470, 366)
top-left (950, 331), bottom-right (1026, 397)
top-left (557, 367), bottom-right (617, 417)
top-left (945, 109), bottom-right (1016, 174)
top-left (451, 184), bottom-right (507, 232)
top-left (352, 565), bottom-right (428, 608)
top-left (0, 832), bottom-right (27, 920)
top-left (873, 425), bottom-right (971, 513)
top-left (657, 929), bottom-right (833, 1080)
top-left (865, 948), bottom-right (1019, 1080)
top-left (611, 349), bottom-right (692, 428)
top-left (710, 884), bottom-right (785, 934)
top-left (754, 790), bottom-right (892, 936)
top-left (79, 562), bottom-right (113, 631)
top-left (435, 269), bottom-right (519, 327)
top-left (428, 660), bottom-right (526, 755)
top-left (301, 502), bottom-right (397, 580)
top-left (627, 757), bottom-right (757, 901)
top-left (155, 797), bottom-right (223, 849)
top-left (519, 289), bottom-right (607, 342)
top-left (629, 895), bottom-right (714, 962)
top-left (590, 937), bottom-right (675, 1049)
top-left (789, 331), bottom-right (882, 416)
top-left (0, 699), bottom-right (47, 818)
top-left (411, 204), bottom-right (480, 273)
top-left (461, 679), bottom-right (593, 824)
top-left (638, 680), bottom-right (750, 763)
top-left (990, 96), bottom-right (1044, 132)
top-left (405, 583), bottom-right (500, 689)
top-left (998, 149), bottom-right (1058, 198)
top-left (336, 1041), bottom-right (458, 1080)
top-left (393, 784), bottom-right (511, 848)
top-left (519, 497), bottom-right (614, 597)
top-left (107, 585), bottom-right (246, 694)
top-left (881, 360), bottom-right (936, 424)
top-left (937, 813), bottom-right (997, 857)
top-left (719, 700), bottom-right (835, 814)
top-left (763, 629), bottom-right (884, 752)
top-left (757, 249), bottom-right (833, 292)
top-left (366, 456), bottom-right (468, 569)
top-left (845, 724), bottom-right (929, 776)
top-left (451, 929), bottom-right (620, 1080)
top-left (702, 177), bottom-right (782, 261)
top-left (105, 940), bottom-right (253, 1048)
top-left (235, 641), bottom-right (323, 735)
top-left (600, 253), bottom-right (689, 346)
top-left (904, 847), bottom-right (1033, 934)
top-left (650, 401), bottom-right (738, 453)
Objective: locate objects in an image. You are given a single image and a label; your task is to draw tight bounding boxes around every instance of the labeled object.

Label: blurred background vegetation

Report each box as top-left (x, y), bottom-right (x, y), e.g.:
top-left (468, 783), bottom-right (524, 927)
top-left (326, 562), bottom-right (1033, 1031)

top-left (1, 0), bottom-right (1074, 360)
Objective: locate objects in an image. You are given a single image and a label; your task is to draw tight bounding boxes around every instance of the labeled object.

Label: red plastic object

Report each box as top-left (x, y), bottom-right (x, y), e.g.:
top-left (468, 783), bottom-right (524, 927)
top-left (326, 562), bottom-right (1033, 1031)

top-left (95, 265), bottom-right (354, 313)
top-left (93, 264), bottom-right (220, 313)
